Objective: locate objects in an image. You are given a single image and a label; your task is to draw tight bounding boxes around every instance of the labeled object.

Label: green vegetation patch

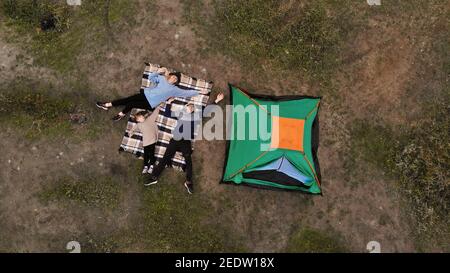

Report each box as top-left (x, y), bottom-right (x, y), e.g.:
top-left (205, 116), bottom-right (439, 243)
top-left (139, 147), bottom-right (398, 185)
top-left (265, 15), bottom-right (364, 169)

top-left (39, 176), bottom-right (121, 209)
top-left (186, 0), bottom-right (352, 80)
top-left (286, 227), bottom-right (347, 253)
top-left (47, 163), bottom-right (247, 252)
top-left (347, 13), bottom-right (450, 250)
top-left (0, 77), bottom-right (111, 140)
top-left (1, 0), bottom-right (72, 32)
top-left (0, 0), bottom-right (139, 72)
top-left (134, 169), bottom-right (245, 252)
top-left (349, 93), bottom-right (450, 250)
top-left (0, 79), bottom-right (75, 138)
top-left (77, 233), bottom-right (119, 253)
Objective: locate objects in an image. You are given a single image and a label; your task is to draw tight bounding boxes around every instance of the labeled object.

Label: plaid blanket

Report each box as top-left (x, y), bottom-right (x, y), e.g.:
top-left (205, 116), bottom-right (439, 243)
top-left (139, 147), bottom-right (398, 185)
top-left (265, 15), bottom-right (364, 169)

top-left (119, 63), bottom-right (213, 170)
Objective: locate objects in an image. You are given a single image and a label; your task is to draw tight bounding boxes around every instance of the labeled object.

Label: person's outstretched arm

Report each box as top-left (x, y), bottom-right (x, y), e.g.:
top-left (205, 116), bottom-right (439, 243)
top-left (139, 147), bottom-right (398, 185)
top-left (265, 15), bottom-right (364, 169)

top-left (197, 92), bottom-right (224, 119)
top-left (171, 86), bottom-right (200, 99)
top-left (163, 97), bottom-right (174, 116)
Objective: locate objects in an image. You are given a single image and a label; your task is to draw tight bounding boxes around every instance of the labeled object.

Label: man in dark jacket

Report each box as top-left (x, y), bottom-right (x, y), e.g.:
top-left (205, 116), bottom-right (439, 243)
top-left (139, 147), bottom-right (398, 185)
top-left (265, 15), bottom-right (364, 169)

top-left (145, 92), bottom-right (224, 194)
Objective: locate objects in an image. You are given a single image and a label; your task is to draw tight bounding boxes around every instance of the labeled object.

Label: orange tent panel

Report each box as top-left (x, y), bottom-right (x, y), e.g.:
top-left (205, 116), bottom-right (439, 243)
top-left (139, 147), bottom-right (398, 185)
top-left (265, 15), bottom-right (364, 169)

top-left (270, 116), bottom-right (305, 152)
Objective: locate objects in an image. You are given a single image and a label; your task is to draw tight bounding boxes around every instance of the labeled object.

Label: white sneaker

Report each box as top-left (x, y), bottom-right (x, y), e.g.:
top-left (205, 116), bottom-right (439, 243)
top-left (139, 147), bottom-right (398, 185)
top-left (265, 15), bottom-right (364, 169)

top-left (142, 166), bottom-right (148, 174)
top-left (147, 165), bottom-right (154, 174)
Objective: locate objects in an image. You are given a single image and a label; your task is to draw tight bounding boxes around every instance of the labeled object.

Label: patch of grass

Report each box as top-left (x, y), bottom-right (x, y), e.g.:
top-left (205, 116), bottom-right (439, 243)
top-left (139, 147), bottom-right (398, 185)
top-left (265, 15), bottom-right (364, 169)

top-left (346, 12), bottom-right (450, 250)
top-left (0, 210), bottom-right (11, 252)
top-left (0, 79), bottom-right (75, 138)
top-left (378, 214), bottom-right (391, 227)
top-left (0, 77), bottom-right (112, 140)
top-left (35, 162), bottom-right (245, 253)
top-left (186, 0), bottom-right (353, 82)
top-left (39, 176), bottom-right (121, 209)
top-left (347, 120), bottom-right (399, 172)
top-left (0, 0), bottom-right (139, 72)
top-left (1, 0), bottom-right (72, 32)
top-left (78, 233), bottom-right (119, 253)
top-left (348, 92), bottom-right (450, 250)
top-left (180, 0), bottom-right (203, 25)
top-left (369, 0), bottom-right (445, 18)
top-left (286, 227), bottom-right (347, 253)
top-left (1, 0), bottom-right (79, 72)
top-left (130, 164), bottom-right (245, 252)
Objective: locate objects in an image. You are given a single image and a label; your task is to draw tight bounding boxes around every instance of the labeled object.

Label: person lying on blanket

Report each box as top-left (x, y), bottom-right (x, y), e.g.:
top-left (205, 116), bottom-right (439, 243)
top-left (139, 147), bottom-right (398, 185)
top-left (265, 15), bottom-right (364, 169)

top-left (96, 67), bottom-right (206, 121)
top-left (129, 109), bottom-right (159, 174)
top-left (145, 92), bottom-right (225, 194)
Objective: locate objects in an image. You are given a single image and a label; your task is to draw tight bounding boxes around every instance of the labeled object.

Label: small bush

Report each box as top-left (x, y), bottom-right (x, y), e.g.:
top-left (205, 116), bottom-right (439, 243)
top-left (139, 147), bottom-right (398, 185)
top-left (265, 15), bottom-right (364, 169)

top-left (286, 227), bottom-right (347, 253)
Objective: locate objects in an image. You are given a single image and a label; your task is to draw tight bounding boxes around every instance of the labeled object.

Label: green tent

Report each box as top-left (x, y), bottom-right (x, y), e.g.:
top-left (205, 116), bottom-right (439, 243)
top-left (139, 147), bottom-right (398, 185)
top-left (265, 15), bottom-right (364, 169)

top-left (222, 85), bottom-right (322, 194)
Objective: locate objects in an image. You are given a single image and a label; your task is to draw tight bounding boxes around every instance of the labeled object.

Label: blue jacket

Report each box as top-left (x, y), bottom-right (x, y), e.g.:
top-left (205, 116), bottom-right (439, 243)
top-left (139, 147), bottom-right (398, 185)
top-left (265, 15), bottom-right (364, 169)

top-left (143, 73), bottom-right (199, 108)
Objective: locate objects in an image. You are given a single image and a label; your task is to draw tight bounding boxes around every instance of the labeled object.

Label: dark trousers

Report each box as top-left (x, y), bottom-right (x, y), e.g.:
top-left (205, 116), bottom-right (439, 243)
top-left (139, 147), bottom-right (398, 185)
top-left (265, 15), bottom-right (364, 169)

top-left (111, 93), bottom-right (153, 114)
top-left (152, 139), bottom-right (193, 183)
top-left (143, 144), bottom-right (156, 168)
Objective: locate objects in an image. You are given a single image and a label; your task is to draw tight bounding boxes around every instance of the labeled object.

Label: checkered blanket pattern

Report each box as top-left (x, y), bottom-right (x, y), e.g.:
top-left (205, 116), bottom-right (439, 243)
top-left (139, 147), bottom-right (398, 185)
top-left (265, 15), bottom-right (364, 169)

top-left (119, 63), bottom-right (213, 170)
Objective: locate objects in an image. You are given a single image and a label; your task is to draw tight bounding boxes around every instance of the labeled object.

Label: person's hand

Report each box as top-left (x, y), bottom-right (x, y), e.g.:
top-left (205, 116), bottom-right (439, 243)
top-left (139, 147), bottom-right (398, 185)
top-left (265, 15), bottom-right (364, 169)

top-left (167, 97), bottom-right (175, 104)
top-left (157, 67), bottom-right (169, 75)
top-left (215, 92), bottom-right (225, 104)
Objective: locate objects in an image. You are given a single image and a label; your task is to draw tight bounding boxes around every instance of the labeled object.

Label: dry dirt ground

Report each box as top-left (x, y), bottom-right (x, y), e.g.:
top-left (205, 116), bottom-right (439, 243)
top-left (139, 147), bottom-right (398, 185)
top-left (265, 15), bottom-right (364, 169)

top-left (0, 0), bottom-right (447, 252)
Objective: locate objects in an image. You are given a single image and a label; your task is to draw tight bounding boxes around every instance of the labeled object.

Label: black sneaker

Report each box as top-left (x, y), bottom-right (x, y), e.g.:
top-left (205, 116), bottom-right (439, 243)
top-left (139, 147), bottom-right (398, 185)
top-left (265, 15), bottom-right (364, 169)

top-left (96, 102), bottom-right (109, 110)
top-left (184, 181), bottom-right (193, 194)
top-left (144, 176), bottom-right (158, 186)
top-left (112, 114), bottom-right (125, 122)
